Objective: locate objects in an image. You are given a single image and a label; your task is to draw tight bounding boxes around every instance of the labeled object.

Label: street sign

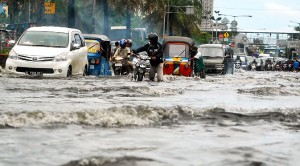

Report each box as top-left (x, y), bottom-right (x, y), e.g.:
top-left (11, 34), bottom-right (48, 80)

top-left (45, 2), bottom-right (55, 14)
top-left (219, 33), bottom-right (223, 38)
top-left (224, 32), bottom-right (230, 38)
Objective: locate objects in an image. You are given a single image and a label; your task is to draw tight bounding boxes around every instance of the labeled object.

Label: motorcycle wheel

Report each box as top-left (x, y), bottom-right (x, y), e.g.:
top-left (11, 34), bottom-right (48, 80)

top-left (114, 69), bottom-right (120, 76)
top-left (137, 73), bottom-right (144, 81)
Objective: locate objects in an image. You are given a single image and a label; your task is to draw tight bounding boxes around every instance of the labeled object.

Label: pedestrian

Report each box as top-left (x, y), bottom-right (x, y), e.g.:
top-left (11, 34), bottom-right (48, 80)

top-left (190, 46), bottom-right (205, 78)
top-left (293, 59), bottom-right (299, 72)
top-left (113, 41), bottom-right (120, 55)
top-left (133, 33), bottom-right (164, 82)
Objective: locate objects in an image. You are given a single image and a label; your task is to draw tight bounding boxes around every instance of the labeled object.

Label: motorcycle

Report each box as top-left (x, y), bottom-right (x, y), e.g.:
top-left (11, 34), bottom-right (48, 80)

top-left (112, 56), bottom-right (127, 75)
top-left (132, 54), bottom-right (151, 81)
top-left (235, 60), bottom-right (241, 69)
top-left (282, 63), bottom-right (288, 71)
top-left (266, 63), bottom-right (273, 71)
top-left (251, 63), bottom-right (257, 71)
top-left (275, 63), bottom-right (281, 71)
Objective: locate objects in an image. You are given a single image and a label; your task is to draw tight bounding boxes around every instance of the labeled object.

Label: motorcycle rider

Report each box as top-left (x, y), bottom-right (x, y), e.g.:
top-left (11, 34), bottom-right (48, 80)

top-left (133, 33), bottom-right (163, 82)
top-left (112, 39), bottom-right (132, 75)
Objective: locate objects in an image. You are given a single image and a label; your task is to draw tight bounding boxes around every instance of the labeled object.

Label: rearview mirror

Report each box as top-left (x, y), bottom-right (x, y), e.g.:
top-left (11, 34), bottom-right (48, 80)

top-left (72, 43), bottom-right (80, 50)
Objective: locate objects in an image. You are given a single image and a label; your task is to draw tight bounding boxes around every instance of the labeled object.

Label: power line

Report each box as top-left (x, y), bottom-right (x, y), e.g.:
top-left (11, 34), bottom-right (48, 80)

top-left (215, 6), bottom-right (300, 11)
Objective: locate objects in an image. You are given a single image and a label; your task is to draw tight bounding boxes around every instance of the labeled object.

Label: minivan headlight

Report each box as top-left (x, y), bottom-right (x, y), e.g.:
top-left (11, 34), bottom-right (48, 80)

top-left (8, 49), bottom-right (18, 59)
top-left (54, 52), bottom-right (67, 62)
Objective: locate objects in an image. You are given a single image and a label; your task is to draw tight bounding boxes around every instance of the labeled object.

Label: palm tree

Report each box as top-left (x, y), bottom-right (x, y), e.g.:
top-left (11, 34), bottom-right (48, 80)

top-left (142, 0), bottom-right (202, 38)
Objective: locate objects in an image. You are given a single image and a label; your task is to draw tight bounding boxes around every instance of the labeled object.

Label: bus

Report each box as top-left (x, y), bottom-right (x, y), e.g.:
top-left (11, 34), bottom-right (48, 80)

top-left (109, 26), bottom-right (147, 49)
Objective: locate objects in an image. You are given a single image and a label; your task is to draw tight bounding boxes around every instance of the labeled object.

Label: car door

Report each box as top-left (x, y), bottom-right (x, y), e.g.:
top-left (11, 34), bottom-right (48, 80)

top-left (71, 32), bottom-right (84, 74)
top-left (76, 33), bottom-right (88, 73)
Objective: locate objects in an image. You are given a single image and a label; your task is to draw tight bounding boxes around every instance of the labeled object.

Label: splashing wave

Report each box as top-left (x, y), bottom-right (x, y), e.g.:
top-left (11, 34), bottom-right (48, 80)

top-left (1, 105), bottom-right (299, 128)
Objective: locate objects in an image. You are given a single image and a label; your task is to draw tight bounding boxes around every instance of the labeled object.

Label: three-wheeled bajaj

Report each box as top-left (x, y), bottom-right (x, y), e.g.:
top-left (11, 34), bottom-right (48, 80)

top-left (162, 36), bottom-right (194, 77)
top-left (83, 34), bottom-right (112, 76)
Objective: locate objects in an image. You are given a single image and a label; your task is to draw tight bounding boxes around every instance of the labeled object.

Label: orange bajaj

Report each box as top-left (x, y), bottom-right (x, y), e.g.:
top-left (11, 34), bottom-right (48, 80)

top-left (162, 36), bottom-right (194, 77)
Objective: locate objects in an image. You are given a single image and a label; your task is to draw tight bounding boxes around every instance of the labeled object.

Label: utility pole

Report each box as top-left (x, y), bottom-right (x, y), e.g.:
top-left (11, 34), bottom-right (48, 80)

top-left (290, 21), bottom-right (300, 40)
top-left (290, 21), bottom-right (300, 57)
top-left (68, 0), bottom-right (75, 28)
top-left (92, 0), bottom-right (95, 33)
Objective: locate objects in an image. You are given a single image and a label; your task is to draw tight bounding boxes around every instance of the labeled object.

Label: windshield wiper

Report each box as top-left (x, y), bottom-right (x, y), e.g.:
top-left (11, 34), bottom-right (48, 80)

top-left (178, 49), bottom-right (186, 57)
top-left (31, 44), bottom-right (51, 47)
top-left (52, 45), bottom-right (65, 48)
top-left (88, 44), bottom-right (97, 49)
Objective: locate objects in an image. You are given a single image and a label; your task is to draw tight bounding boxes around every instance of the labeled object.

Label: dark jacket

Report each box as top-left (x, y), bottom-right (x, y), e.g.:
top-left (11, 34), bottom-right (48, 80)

top-left (134, 42), bottom-right (163, 66)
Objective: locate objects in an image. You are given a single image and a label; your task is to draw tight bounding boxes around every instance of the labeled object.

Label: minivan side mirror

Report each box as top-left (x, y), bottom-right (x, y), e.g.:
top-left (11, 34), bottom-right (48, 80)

top-left (72, 43), bottom-right (80, 50)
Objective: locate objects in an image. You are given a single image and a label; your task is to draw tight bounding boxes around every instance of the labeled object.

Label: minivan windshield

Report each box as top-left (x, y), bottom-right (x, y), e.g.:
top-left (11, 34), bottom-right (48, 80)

top-left (199, 47), bottom-right (224, 57)
top-left (18, 31), bottom-right (69, 48)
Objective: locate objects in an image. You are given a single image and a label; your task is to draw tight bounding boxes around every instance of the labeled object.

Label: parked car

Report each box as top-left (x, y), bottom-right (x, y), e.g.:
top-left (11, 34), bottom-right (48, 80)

top-left (5, 26), bottom-right (88, 77)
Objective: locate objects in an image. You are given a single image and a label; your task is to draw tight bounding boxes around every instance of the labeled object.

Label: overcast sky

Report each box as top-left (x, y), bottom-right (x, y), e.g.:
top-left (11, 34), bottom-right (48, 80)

top-left (214, 0), bottom-right (300, 31)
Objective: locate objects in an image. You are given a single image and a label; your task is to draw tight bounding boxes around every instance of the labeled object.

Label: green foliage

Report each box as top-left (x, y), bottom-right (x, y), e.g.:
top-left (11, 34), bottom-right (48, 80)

top-left (4, 0), bottom-right (203, 40)
top-left (192, 32), bottom-right (212, 45)
top-left (0, 47), bottom-right (11, 55)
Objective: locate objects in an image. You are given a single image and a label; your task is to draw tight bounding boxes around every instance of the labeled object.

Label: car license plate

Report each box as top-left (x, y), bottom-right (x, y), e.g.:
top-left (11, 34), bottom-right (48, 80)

top-left (115, 63), bottom-right (122, 67)
top-left (28, 71), bottom-right (43, 77)
top-left (90, 65), bottom-right (94, 69)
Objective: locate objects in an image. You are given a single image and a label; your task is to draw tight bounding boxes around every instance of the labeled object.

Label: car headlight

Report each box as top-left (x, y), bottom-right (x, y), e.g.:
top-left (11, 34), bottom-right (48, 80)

top-left (8, 49), bottom-right (18, 59)
top-left (54, 52), bottom-right (67, 62)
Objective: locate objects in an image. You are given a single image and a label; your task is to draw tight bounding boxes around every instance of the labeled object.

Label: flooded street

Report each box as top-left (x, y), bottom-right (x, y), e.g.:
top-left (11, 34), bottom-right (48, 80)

top-left (0, 70), bottom-right (300, 166)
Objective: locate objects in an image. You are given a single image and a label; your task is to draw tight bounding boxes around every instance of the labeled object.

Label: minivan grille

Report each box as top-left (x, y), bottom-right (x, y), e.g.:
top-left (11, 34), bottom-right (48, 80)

top-left (18, 55), bottom-right (55, 62)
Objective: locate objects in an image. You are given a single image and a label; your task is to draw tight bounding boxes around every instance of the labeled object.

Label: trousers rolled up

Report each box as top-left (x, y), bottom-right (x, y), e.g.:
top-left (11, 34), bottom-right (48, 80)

top-left (149, 63), bottom-right (163, 81)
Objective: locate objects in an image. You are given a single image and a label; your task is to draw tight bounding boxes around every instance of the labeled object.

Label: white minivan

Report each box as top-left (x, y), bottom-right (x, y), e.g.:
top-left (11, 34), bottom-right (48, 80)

top-left (5, 26), bottom-right (88, 77)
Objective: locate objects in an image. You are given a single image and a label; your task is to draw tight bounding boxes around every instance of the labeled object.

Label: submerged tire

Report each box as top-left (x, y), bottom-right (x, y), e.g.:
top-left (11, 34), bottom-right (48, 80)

top-left (67, 66), bottom-right (72, 77)
top-left (83, 65), bottom-right (88, 76)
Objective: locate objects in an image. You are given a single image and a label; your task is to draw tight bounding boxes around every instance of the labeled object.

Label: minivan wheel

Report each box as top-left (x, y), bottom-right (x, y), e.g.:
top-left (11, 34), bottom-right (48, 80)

top-left (67, 66), bottom-right (72, 77)
top-left (83, 65), bottom-right (88, 76)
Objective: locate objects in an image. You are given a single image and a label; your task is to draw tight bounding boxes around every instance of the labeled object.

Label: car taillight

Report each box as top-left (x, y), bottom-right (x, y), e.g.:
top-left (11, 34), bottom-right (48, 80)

top-left (90, 59), bottom-right (100, 64)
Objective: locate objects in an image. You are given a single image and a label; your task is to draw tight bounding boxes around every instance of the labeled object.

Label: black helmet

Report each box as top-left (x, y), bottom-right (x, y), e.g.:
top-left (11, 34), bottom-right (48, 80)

top-left (147, 33), bottom-right (158, 43)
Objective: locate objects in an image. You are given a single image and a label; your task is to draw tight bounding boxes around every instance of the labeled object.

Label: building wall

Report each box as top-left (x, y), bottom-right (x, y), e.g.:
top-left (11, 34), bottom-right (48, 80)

top-left (200, 0), bottom-right (214, 31)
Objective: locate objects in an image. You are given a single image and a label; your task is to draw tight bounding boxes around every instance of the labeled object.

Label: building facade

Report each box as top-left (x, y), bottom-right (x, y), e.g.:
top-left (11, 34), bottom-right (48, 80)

top-left (200, 0), bottom-right (214, 31)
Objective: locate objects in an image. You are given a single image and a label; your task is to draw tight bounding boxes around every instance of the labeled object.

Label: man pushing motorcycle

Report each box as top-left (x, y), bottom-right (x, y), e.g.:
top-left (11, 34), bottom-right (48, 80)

top-left (133, 33), bottom-right (164, 82)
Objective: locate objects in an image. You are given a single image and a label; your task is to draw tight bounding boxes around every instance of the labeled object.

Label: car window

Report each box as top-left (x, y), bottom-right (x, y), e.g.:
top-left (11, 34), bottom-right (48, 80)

top-left (74, 34), bottom-right (83, 47)
top-left (18, 31), bottom-right (69, 48)
top-left (200, 47), bottom-right (224, 57)
top-left (165, 44), bottom-right (189, 58)
top-left (86, 39), bottom-right (100, 53)
top-left (240, 57), bottom-right (246, 61)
